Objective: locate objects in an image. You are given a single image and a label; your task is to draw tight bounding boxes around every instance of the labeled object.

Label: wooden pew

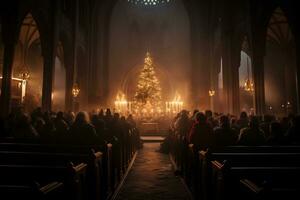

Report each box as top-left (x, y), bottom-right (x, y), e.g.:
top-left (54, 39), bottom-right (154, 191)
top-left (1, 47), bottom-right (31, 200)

top-left (197, 150), bottom-right (300, 200)
top-left (211, 160), bottom-right (300, 200)
top-left (211, 145), bottom-right (300, 153)
top-left (0, 142), bottom-right (115, 199)
top-left (240, 179), bottom-right (300, 200)
top-left (0, 181), bottom-right (64, 200)
top-left (0, 133), bottom-right (137, 199)
top-left (0, 142), bottom-right (105, 154)
top-left (0, 163), bottom-right (87, 200)
top-left (0, 150), bottom-right (103, 200)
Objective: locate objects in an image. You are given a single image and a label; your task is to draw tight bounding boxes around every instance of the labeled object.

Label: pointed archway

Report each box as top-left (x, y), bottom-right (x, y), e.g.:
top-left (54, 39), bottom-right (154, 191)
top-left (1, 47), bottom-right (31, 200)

top-left (11, 13), bottom-right (43, 112)
top-left (264, 7), bottom-right (297, 116)
top-left (239, 36), bottom-right (254, 113)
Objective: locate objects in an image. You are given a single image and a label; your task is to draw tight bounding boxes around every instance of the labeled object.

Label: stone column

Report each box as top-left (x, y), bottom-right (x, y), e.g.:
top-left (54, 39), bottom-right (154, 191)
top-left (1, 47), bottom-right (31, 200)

top-left (252, 50), bottom-right (265, 116)
top-left (221, 34), bottom-right (241, 115)
top-left (41, 1), bottom-right (59, 112)
top-left (72, 0), bottom-right (79, 111)
top-left (231, 45), bottom-right (241, 116)
top-left (0, 15), bottom-right (18, 118)
top-left (189, 19), bottom-right (202, 109)
top-left (221, 41), bottom-right (232, 114)
top-left (41, 45), bottom-right (56, 112)
top-left (188, 1), bottom-right (211, 110)
top-left (0, 41), bottom-right (16, 118)
top-left (296, 42), bottom-right (300, 113)
top-left (65, 50), bottom-right (74, 112)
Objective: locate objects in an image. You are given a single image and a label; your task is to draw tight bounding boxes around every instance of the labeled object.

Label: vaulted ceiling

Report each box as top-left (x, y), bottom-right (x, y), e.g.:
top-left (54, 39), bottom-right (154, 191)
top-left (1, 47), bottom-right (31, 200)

top-left (267, 7), bottom-right (294, 47)
top-left (18, 13), bottom-right (40, 49)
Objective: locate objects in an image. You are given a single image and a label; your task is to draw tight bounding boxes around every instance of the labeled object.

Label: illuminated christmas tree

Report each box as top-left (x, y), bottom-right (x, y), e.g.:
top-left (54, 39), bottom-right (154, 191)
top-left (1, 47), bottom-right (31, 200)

top-left (134, 52), bottom-right (162, 112)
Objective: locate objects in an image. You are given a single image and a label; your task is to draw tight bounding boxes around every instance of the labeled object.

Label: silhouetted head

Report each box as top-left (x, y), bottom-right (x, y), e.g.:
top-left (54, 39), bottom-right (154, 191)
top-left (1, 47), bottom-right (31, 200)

top-left (220, 115), bottom-right (230, 128)
top-left (181, 110), bottom-right (189, 119)
top-left (196, 112), bottom-right (206, 124)
top-left (75, 112), bottom-right (90, 124)
top-left (98, 109), bottom-right (104, 117)
top-left (106, 109), bottom-right (112, 116)
top-left (249, 116), bottom-right (260, 129)
top-left (35, 117), bottom-right (45, 132)
top-left (240, 111), bottom-right (248, 119)
top-left (65, 111), bottom-right (75, 123)
top-left (205, 110), bottom-right (213, 118)
top-left (193, 109), bottom-right (199, 117)
top-left (113, 113), bottom-right (120, 120)
top-left (127, 114), bottom-right (133, 120)
top-left (91, 114), bottom-right (99, 125)
top-left (57, 111), bottom-right (64, 119)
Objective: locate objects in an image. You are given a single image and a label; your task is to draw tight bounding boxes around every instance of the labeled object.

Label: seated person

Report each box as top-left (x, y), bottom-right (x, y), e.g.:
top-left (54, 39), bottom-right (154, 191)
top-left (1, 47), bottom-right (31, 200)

top-left (238, 116), bottom-right (266, 146)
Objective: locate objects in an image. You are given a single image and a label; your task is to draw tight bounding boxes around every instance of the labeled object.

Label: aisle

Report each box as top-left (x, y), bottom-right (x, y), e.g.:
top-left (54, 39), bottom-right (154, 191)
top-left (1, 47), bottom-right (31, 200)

top-left (115, 143), bottom-right (192, 200)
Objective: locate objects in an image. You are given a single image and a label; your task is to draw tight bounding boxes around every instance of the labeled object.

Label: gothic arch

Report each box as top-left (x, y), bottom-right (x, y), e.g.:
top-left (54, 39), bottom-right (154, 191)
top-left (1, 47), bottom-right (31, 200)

top-left (264, 6), bottom-right (297, 115)
top-left (11, 12), bottom-right (44, 112)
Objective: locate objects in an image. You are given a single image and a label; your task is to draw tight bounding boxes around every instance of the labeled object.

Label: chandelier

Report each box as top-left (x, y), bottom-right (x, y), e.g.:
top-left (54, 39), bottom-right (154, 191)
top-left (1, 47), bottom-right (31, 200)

top-left (128, 0), bottom-right (171, 6)
top-left (15, 63), bottom-right (30, 81)
top-left (244, 79), bottom-right (254, 92)
top-left (243, 56), bottom-right (254, 92)
top-left (72, 83), bottom-right (80, 98)
top-left (209, 89), bottom-right (216, 97)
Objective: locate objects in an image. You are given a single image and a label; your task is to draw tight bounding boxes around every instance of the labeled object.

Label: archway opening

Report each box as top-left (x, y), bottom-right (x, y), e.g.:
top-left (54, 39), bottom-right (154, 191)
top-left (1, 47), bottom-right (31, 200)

top-left (264, 7), bottom-right (297, 116)
top-left (239, 37), bottom-right (254, 113)
top-left (11, 13), bottom-right (43, 112)
top-left (107, 0), bottom-right (191, 110)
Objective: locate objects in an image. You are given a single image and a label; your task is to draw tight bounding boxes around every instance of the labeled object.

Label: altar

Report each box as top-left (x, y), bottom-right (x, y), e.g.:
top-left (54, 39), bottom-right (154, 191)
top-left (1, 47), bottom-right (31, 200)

top-left (139, 122), bottom-right (160, 136)
top-left (113, 53), bottom-right (185, 118)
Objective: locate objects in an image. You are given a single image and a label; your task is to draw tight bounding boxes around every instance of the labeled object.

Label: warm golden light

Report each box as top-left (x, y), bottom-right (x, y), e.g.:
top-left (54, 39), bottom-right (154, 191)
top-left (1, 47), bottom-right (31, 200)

top-left (166, 92), bottom-right (183, 115)
top-left (72, 83), bottom-right (80, 98)
top-left (133, 52), bottom-right (162, 118)
top-left (243, 56), bottom-right (254, 93)
top-left (244, 79), bottom-right (254, 92)
top-left (209, 90), bottom-right (216, 97)
top-left (20, 71), bottom-right (30, 80)
top-left (0, 76), bottom-right (27, 103)
top-left (114, 91), bottom-right (129, 114)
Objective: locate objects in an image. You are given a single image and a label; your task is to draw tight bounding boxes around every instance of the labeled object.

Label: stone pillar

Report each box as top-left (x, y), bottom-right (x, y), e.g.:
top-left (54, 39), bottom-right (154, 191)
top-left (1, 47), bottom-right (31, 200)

top-left (97, 9), bottom-right (111, 107)
top-left (0, 15), bottom-right (18, 118)
top-left (72, 0), bottom-right (79, 111)
top-left (65, 50), bottom-right (74, 112)
top-left (41, 1), bottom-right (59, 112)
top-left (221, 41), bottom-right (232, 114)
top-left (189, 19), bottom-right (202, 109)
top-left (188, 1), bottom-right (211, 110)
top-left (41, 45), bottom-right (56, 112)
top-left (252, 51), bottom-right (265, 116)
top-left (296, 42), bottom-right (300, 113)
top-left (231, 46), bottom-right (241, 116)
top-left (221, 34), bottom-right (240, 115)
top-left (0, 41), bottom-right (16, 118)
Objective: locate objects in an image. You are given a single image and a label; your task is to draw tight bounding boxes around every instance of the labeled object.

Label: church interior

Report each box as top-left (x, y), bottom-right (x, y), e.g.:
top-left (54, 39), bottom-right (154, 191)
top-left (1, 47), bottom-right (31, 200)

top-left (0, 0), bottom-right (300, 199)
